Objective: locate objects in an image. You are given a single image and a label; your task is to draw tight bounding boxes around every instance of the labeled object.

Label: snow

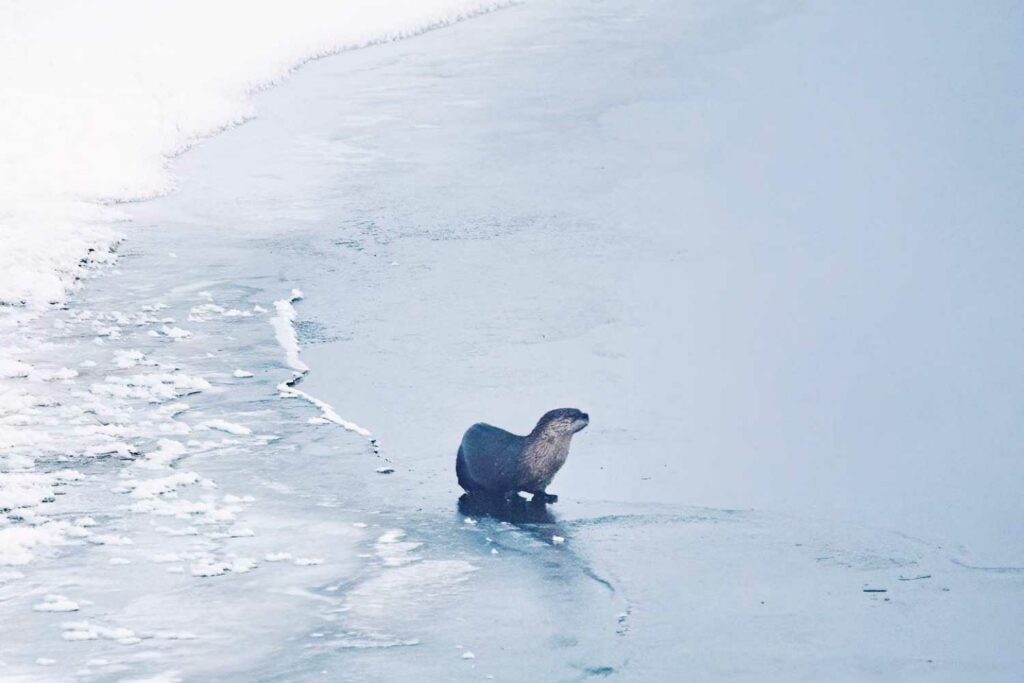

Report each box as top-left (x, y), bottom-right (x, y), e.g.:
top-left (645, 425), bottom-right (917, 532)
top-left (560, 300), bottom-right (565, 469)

top-left (88, 534), bottom-right (133, 546)
top-left (190, 557), bottom-right (258, 577)
top-left (188, 303), bottom-right (254, 322)
top-left (264, 552), bottom-right (293, 562)
top-left (91, 372), bottom-right (212, 401)
top-left (0, 0), bottom-right (507, 308)
top-left (113, 350), bottom-right (149, 368)
top-left (134, 439), bottom-right (189, 470)
top-left (0, 471), bottom-right (82, 510)
top-left (0, 358), bottom-right (32, 378)
top-left (33, 595), bottom-right (80, 612)
top-left (269, 295), bottom-right (310, 374)
top-left (278, 383), bottom-right (374, 437)
top-left (61, 621), bottom-right (140, 645)
top-left (196, 419), bottom-right (253, 436)
top-left (121, 472), bottom-right (201, 499)
top-left (0, 522), bottom-right (77, 566)
top-left (159, 325), bottom-right (193, 340)
top-left (30, 367), bottom-right (78, 382)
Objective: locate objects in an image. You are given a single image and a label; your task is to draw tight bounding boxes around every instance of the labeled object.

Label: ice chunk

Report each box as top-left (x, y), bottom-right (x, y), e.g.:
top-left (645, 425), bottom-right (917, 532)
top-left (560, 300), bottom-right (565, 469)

top-left (196, 419), bottom-right (252, 436)
top-left (34, 595), bottom-right (80, 612)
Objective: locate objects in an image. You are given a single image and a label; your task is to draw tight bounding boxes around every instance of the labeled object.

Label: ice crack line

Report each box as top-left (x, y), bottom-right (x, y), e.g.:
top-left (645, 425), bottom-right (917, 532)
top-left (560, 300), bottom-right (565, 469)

top-left (269, 289), bottom-right (379, 453)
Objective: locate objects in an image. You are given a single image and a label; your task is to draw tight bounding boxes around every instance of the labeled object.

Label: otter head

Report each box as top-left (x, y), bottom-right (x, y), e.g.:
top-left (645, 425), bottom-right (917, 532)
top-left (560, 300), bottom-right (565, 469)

top-left (533, 408), bottom-right (590, 437)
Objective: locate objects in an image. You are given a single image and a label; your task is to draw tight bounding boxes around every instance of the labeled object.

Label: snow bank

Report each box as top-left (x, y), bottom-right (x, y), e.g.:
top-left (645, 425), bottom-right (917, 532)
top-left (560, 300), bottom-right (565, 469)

top-left (0, 0), bottom-right (505, 306)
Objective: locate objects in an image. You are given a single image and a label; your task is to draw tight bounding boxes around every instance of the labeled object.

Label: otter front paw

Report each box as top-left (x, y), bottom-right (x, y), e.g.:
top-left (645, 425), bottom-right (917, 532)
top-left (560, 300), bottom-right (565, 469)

top-left (532, 492), bottom-right (558, 504)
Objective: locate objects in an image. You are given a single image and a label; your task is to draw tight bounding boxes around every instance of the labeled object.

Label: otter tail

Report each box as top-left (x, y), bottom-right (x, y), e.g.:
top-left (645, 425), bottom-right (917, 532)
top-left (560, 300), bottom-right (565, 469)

top-left (456, 445), bottom-right (481, 492)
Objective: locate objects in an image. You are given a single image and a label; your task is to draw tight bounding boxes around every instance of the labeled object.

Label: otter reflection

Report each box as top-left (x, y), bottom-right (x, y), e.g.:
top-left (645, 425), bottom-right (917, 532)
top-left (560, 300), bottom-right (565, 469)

top-left (456, 493), bottom-right (614, 595)
top-left (457, 492), bottom-right (558, 526)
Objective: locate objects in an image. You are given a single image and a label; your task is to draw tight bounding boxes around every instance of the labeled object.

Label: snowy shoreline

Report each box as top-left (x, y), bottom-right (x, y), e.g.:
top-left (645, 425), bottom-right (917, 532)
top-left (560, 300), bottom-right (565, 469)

top-left (0, 0), bottom-right (508, 307)
top-left (0, 7), bottom-right (508, 673)
top-left (0, 0), bottom-right (497, 629)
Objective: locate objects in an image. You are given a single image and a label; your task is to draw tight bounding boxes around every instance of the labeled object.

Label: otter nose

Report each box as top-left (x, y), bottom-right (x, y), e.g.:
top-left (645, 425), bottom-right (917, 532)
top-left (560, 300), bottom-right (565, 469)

top-left (581, 412), bottom-right (589, 421)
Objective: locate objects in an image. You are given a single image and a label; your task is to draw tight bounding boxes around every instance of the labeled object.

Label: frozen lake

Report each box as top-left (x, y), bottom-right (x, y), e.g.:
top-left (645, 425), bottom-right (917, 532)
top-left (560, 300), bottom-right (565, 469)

top-left (2, 0), bottom-right (1022, 680)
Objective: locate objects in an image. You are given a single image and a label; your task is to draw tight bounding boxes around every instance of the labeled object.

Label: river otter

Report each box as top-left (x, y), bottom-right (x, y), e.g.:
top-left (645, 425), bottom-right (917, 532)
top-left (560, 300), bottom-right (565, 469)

top-left (456, 408), bottom-right (589, 503)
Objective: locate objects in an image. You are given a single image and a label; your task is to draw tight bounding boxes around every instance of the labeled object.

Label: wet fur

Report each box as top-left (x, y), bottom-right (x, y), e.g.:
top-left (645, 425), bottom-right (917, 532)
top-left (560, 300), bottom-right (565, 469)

top-left (456, 408), bottom-right (587, 499)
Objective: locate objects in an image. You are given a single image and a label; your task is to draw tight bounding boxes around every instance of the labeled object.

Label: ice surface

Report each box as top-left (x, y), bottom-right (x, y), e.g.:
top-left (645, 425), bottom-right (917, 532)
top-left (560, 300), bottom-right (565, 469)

top-left (1, 0), bottom-right (1021, 680)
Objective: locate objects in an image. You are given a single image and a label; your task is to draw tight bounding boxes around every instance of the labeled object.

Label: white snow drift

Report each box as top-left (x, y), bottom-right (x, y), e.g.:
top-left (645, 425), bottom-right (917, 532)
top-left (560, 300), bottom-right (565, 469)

top-left (0, 0), bottom-right (505, 306)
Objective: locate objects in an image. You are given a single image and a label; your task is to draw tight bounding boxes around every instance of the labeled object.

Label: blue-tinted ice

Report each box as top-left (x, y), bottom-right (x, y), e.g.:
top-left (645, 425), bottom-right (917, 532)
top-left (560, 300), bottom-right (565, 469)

top-left (2, 0), bottom-right (1022, 680)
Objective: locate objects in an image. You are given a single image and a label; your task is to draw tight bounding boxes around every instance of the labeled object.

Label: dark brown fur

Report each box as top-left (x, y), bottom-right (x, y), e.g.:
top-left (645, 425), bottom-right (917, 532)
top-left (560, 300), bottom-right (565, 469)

top-left (456, 408), bottom-right (589, 501)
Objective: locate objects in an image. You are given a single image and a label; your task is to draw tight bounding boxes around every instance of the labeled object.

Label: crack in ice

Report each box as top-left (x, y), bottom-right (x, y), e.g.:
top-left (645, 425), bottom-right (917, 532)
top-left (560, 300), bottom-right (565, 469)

top-left (269, 289), bottom-right (374, 440)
